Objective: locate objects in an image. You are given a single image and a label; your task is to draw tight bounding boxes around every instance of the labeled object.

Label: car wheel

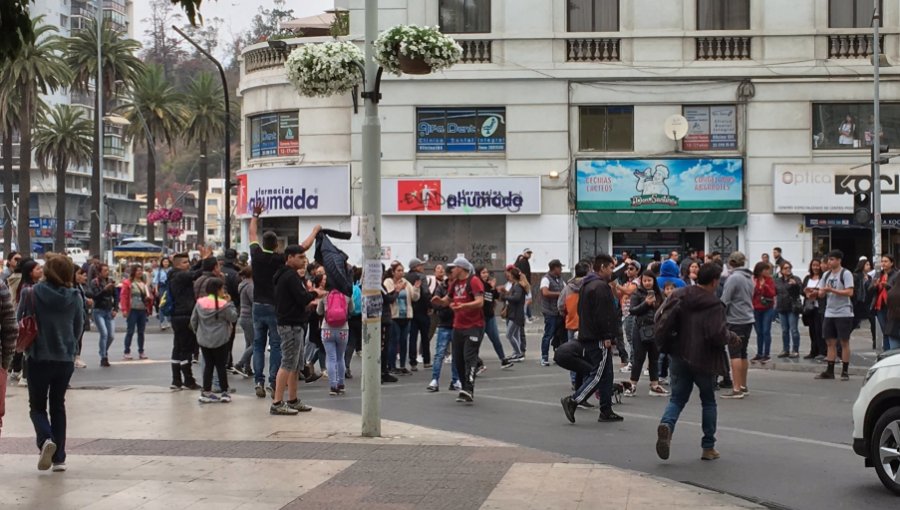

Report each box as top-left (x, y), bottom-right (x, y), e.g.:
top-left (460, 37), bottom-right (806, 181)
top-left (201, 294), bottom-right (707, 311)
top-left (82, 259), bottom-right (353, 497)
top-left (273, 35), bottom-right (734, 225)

top-left (871, 406), bottom-right (900, 496)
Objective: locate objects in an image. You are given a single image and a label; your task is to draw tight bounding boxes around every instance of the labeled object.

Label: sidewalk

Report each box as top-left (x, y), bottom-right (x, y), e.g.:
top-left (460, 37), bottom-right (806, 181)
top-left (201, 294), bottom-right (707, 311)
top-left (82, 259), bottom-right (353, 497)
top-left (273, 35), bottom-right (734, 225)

top-left (0, 385), bottom-right (763, 510)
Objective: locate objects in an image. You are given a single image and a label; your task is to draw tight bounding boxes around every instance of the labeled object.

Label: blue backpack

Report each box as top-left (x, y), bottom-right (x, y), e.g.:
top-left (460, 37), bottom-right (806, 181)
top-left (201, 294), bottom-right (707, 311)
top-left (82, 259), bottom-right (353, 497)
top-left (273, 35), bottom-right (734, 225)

top-left (351, 283), bottom-right (362, 317)
top-left (159, 287), bottom-right (174, 316)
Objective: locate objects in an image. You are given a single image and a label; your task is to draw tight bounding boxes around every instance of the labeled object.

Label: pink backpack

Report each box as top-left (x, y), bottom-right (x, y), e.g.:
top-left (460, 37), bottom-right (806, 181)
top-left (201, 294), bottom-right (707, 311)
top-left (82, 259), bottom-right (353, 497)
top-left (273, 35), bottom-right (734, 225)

top-left (324, 289), bottom-right (349, 327)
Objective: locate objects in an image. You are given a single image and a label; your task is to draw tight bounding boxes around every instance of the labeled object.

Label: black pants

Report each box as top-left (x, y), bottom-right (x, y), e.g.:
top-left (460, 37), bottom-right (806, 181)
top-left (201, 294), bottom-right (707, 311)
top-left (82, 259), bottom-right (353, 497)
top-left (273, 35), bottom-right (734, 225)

top-left (27, 359), bottom-right (74, 464)
top-left (346, 315), bottom-right (362, 369)
top-left (452, 327), bottom-right (484, 395)
top-left (631, 339), bottom-right (659, 382)
top-left (808, 310), bottom-right (825, 356)
top-left (555, 340), bottom-right (590, 390)
top-left (201, 344), bottom-right (230, 392)
top-left (170, 316), bottom-right (197, 386)
top-left (410, 313), bottom-right (431, 366)
top-left (225, 325), bottom-right (236, 368)
top-left (555, 339), bottom-right (615, 412)
top-left (381, 322), bottom-right (391, 375)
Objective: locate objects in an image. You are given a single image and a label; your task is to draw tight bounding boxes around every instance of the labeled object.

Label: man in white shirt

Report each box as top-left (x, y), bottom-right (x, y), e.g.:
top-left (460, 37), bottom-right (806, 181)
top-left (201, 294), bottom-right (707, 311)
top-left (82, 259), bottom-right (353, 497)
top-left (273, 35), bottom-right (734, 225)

top-left (815, 250), bottom-right (855, 381)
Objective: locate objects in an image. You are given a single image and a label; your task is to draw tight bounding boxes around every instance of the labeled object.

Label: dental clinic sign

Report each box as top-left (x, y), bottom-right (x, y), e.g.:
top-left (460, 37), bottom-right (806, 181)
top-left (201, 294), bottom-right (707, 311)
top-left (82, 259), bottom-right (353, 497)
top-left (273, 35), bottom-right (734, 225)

top-left (236, 165), bottom-right (350, 218)
top-left (773, 164), bottom-right (900, 213)
top-left (382, 176), bottom-right (541, 215)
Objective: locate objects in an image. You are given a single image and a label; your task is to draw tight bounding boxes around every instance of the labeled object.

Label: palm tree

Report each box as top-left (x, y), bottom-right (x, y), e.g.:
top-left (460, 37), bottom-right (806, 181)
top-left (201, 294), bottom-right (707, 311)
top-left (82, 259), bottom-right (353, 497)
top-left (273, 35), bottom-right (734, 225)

top-left (183, 72), bottom-right (226, 245)
top-left (66, 18), bottom-right (143, 255)
top-left (0, 17), bottom-right (71, 256)
top-left (33, 105), bottom-right (94, 252)
top-left (0, 89), bottom-right (22, 255)
top-left (120, 64), bottom-right (187, 244)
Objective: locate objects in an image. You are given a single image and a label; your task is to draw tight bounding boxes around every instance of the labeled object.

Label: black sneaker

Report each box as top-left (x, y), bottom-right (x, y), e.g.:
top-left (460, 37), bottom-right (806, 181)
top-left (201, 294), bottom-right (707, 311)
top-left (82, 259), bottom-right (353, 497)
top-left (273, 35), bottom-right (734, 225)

top-left (815, 371), bottom-right (835, 380)
top-left (381, 373), bottom-right (398, 383)
top-left (456, 390), bottom-right (473, 403)
top-left (345, 369), bottom-right (353, 379)
top-left (598, 410), bottom-right (624, 422)
top-left (304, 371), bottom-right (322, 384)
top-left (184, 382), bottom-right (201, 391)
top-left (255, 383), bottom-right (267, 398)
top-left (718, 380), bottom-right (733, 389)
top-left (560, 396), bottom-right (577, 423)
top-left (398, 368), bottom-right (412, 375)
top-left (501, 359), bottom-right (514, 370)
top-left (840, 373), bottom-right (850, 381)
top-left (169, 383), bottom-right (183, 391)
top-left (410, 363), bottom-right (418, 372)
top-left (656, 424), bottom-right (672, 460)
top-left (578, 401), bottom-right (596, 409)
top-left (100, 357), bottom-right (110, 367)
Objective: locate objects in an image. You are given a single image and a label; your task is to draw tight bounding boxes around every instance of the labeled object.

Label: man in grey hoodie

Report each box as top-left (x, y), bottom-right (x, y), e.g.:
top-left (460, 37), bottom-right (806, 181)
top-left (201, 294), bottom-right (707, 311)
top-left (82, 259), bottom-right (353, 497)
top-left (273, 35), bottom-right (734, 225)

top-left (719, 251), bottom-right (754, 399)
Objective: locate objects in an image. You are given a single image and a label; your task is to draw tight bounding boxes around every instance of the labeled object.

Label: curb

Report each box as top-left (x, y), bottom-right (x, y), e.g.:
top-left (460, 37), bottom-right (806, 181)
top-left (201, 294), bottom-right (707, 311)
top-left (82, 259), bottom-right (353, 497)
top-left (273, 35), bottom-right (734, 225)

top-left (762, 362), bottom-right (869, 376)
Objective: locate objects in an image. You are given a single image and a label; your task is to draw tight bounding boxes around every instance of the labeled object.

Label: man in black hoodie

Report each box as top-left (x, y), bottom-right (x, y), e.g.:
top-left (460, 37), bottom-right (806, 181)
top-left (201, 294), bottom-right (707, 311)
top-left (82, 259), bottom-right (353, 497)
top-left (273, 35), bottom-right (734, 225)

top-left (167, 247), bottom-right (212, 390)
top-left (270, 245), bottom-right (323, 415)
top-left (559, 254), bottom-right (623, 423)
top-left (220, 249), bottom-right (241, 372)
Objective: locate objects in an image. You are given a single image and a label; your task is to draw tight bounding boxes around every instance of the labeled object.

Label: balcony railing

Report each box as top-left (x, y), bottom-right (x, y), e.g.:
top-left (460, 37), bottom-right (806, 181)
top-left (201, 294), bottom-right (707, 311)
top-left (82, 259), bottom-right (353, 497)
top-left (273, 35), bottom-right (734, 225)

top-left (566, 38), bottom-right (621, 62)
top-left (103, 146), bottom-right (125, 158)
top-left (696, 36), bottom-right (751, 61)
top-left (829, 34), bottom-right (884, 59)
top-left (244, 46), bottom-right (294, 73)
top-left (458, 40), bottom-right (492, 63)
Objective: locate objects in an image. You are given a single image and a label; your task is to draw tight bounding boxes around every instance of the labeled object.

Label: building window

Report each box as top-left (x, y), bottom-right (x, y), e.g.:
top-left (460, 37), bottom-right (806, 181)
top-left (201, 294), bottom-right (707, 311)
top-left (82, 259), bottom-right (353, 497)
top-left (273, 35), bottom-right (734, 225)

top-left (210, 187), bottom-right (222, 194)
top-left (416, 107), bottom-right (506, 153)
top-left (812, 103), bottom-right (900, 150)
top-left (682, 105), bottom-right (738, 151)
top-left (206, 199), bottom-right (216, 206)
top-left (829, 0), bottom-right (882, 28)
top-left (697, 0), bottom-right (750, 30)
top-left (439, 0), bottom-right (491, 33)
top-left (567, 0), bottom-right (619, 32)
top-left (206, 214), bottom-right (217, 221)
top-left (578, 106), bottom-right (634, 152)
top-left (249, 111), bottom-right (299, 159)
top-left (207, 229), bottom-right (216, 236)
top-left (60, 14), bottom-right (69, 29)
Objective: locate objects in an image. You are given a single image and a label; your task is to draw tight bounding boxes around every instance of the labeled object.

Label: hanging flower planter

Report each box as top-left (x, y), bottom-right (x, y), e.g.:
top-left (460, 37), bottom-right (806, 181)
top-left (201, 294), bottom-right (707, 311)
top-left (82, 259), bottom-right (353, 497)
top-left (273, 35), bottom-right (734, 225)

top-left (284, 40), bottom-right (364, 98)
top-left (375, 25), bottom-right (463, 76)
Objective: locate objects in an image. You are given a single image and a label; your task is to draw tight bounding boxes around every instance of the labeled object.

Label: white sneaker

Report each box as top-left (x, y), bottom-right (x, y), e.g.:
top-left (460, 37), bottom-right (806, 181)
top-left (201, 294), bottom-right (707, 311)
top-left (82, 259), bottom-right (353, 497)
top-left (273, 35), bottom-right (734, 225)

top-left (450, 381), bottom-right (462, 391)
top-left (74, 357), bottom-right (87, 369)
top-left (18, 377), bottom-right (27, 387)
top-left (38, 439), bottom-right (56, 471)
top-left (619, 363), bottom-right (632, 374)
top-left (52, 463), bottom-right (67, 472)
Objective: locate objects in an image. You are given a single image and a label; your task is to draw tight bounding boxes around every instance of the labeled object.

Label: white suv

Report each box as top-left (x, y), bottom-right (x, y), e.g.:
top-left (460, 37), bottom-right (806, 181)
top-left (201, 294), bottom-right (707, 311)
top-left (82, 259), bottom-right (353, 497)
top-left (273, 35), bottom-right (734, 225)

top-left (852, 349), bottom-right (900, 495)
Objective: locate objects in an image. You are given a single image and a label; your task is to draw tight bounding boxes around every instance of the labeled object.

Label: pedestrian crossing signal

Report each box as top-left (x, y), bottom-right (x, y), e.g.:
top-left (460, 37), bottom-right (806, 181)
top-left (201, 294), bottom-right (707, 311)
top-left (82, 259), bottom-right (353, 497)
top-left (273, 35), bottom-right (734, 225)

top-left (853, 191), bottom-right (872, 225)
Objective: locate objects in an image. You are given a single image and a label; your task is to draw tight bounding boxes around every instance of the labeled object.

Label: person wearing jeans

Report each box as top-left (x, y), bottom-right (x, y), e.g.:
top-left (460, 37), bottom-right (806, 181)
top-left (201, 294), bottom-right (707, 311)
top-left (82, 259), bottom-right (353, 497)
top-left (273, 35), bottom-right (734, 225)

top-left (428, 326), bottom-right (460, 391)
top-left (659, 356), bottom-right (718, 451)
top-left (123, 309), bottom-right (148, 358)
top-left (503, 267), bottom-right (528, 360)
top-left (92, 309), bottom-right (115, 363)
top-left (318, 288), bottom-right (353, 394)
top-left (774, 262), bottom-right (803, 358)
top-left (539, 260), bottom-right (565, 366)
top-left (120, 264), bottom-right (151, 360)
top-left (751, 261), bottom-right (776, 361)
top-left (88, 264), bottom-right (117, 367)
top-left (253, 303), bottom-right (282, 390)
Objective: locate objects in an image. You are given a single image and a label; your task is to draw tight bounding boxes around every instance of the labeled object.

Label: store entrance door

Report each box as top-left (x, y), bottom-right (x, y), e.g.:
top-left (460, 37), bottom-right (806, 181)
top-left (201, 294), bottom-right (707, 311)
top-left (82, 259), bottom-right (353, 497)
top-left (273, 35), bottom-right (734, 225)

top-left (612, 231), bottom-right (705, 267)
top-left (819, 228), bottom-right (872, 267)
top-left (416, 216), bottom-right (506, 273)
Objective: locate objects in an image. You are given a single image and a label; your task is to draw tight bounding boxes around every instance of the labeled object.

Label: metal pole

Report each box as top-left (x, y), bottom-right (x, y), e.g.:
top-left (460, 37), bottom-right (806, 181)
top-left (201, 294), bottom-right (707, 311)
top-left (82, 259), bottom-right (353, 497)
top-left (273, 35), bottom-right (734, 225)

top-left (873, 1), bottom-right (882, 268)
top-left (96, 2), bottom-right (106, 264)
top-left (171, 26), bottom-right (231, 249)
top-left (361, 0), bottom-right (382, 437)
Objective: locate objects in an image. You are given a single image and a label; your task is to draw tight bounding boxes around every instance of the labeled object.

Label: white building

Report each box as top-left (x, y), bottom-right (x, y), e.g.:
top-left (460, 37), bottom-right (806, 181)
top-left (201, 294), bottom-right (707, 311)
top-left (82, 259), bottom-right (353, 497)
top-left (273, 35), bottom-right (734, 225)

top-left (237, 0), bottom-right (900, 273)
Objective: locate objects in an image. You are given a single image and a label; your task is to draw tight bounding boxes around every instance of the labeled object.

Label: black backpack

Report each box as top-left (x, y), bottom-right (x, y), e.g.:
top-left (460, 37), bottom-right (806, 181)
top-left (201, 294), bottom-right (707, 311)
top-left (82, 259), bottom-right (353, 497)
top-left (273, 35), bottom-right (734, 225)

top-left (653, 291), bottom-right (682, 354)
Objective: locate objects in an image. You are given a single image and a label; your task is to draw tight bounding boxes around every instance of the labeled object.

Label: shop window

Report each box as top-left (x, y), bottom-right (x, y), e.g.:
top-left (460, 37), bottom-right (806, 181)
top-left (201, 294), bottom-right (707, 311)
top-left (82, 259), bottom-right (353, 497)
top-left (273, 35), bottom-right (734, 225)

top-left (249, 111), bottom-right (299, 159)
top-left (812, 102), bottom-right (900, 150)
top-left (697, 0), bottom-right (750, 30)
top-left (682, 105), bottom-right (738, 151)
top-left (440, 0), bottom-right (490, 33)
top-left (578, 106), bottom-right (634, 152)
top-left (416, 107), bottom-right (506, 153)
top-left (829, 0), bottom-right (882, 28)
top-left (568, 0), bottom-right (619, 32)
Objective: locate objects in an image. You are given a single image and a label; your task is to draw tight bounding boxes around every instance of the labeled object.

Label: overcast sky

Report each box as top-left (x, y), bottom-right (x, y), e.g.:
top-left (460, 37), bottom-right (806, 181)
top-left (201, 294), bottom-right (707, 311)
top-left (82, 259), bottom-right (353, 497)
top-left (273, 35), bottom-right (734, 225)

top-left (132, 0), bottom-right (335, 59)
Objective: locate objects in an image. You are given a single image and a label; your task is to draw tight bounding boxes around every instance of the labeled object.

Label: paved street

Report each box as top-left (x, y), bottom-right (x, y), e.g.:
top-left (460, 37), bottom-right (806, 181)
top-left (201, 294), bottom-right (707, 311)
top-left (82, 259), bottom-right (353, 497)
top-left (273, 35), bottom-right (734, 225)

top-left (32, 321), bottom-right (895, 510)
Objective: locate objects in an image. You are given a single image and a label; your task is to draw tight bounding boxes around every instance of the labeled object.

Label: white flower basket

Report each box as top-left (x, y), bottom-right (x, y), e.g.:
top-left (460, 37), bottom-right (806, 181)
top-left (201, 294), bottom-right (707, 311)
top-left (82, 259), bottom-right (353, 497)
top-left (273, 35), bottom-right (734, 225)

top-left (374, 25), bottom-right (463, 76)
top-left (284, 41), bottom-right (364, 97)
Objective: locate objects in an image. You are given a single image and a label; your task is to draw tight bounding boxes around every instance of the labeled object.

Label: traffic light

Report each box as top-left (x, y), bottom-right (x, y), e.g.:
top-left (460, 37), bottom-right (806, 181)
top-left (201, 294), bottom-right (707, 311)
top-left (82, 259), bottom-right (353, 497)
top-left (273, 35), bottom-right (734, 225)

top-left (854, 188), bottom-right (872, 225)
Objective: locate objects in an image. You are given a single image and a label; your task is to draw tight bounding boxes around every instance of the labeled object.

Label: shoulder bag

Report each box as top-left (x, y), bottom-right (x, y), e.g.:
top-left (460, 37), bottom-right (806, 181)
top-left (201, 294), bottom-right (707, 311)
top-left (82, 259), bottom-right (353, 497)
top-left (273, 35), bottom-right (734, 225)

top-left (15, 288), bottom-right (38, 354)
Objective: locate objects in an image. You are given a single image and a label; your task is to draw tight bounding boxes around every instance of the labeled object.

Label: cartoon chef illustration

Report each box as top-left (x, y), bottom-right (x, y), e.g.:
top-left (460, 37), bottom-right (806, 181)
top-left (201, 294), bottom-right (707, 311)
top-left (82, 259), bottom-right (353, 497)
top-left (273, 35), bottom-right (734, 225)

top-left (634, 164), bottom-right (670, 196)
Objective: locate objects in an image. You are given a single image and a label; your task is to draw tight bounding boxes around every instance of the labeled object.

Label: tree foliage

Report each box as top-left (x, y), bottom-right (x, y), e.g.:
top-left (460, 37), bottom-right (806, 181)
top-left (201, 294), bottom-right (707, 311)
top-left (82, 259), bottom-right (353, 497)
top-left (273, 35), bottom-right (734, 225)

top-left (0, 0), bottom-right (34, 64)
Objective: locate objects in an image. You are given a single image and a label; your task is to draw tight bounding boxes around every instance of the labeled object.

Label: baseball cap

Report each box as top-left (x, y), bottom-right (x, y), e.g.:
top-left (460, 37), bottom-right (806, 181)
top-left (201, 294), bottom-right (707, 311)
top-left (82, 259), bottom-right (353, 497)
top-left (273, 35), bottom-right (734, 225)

top-left (523, 248), bottom-right (533, 254)
top-left (224, 248), bottom-right (238, 261)
top-left (450, 257), bottom-right (473, 273)
top-left (409, 257), bottom-right (425, 269)
top-left (505, 263), bottom-right (515, 271)
top-left (727, 251), bottom-right (746, 267)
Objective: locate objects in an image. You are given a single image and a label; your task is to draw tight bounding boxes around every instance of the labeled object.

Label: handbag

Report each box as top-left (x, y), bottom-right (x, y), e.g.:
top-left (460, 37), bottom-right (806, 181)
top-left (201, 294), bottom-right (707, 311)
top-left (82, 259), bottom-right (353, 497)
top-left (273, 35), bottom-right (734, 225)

top-left (639, 324), bottom-right (655, 343)
top-left (801, 299), bottom-right (816, 326)
top-left (15, 289), bottom-right (38, 354)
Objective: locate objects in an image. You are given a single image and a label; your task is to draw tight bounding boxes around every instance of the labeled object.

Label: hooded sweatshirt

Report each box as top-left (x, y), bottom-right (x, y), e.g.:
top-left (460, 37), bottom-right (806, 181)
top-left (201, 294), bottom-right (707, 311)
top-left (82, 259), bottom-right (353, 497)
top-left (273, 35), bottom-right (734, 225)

top-left (721, 267), bottom-right (754, 325)
top-left (238, 279), bottom-right (254, 321)
top-left (557, 276), bottom-right (584, 331)
top-left (656, 260), bottom-right (686, 290)
top-left (577, 273), bottom-right (618, 344)
top-left (665, 285), bottom-right (736, 376)
top-left (273, 265), bottom-right (314, 326)
top-left (190, 295), bottom-right (238, 349)
top-left (18, 282), bottom-right (84, 363)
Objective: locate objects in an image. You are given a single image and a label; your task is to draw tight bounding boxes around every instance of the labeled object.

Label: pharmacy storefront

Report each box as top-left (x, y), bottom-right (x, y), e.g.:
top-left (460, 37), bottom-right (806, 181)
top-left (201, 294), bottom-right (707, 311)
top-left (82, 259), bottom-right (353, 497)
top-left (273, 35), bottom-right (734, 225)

top-left (576, 158), bottom-right (746, 264)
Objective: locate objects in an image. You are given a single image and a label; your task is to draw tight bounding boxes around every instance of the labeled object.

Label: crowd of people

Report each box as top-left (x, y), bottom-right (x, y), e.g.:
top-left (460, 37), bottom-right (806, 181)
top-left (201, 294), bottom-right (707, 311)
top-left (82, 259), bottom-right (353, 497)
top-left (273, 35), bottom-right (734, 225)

top-left (4, 225), bottom-right (900, 470)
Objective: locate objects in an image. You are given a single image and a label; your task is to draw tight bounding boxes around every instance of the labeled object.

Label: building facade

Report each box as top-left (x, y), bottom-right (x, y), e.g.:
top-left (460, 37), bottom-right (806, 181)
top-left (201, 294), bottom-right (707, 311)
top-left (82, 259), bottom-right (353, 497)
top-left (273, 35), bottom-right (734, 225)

top-left (238, 0), bottom-right (900, 272)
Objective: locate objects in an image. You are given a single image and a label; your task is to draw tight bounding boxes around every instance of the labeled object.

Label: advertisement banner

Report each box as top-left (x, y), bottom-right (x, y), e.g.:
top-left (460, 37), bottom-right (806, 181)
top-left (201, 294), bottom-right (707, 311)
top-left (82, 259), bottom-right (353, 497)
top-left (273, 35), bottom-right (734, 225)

top-left (773, 164), bottom-right (900, 213)
top-left (710, 106), bottom-right (737, 150)
top-left (416, 107), bottom-right (506, 153)
top-left (576, 158), bottom-right (744, 211)
top-left (683, 107), bottom-right (710, 151)
top-left (382, 176), bottom-right (541, 215)
top-left (236, 166), bottom-right (350, 218)
top-left (278, 114), bottom-right (299, 156)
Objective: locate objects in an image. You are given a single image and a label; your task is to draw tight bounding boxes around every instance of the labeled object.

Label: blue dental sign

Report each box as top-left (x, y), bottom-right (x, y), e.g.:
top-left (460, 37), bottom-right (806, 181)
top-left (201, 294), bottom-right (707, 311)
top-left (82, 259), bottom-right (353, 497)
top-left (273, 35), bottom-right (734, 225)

top-left (416, 107), bottom-right (506, 153)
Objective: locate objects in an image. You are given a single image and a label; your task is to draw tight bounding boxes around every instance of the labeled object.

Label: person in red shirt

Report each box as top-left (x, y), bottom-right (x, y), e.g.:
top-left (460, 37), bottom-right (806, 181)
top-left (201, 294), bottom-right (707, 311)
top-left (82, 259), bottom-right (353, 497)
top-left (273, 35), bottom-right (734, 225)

top-left (435, 257), bottom-right (485, 403)
top-left (751, 262), bottom-right (777, 363)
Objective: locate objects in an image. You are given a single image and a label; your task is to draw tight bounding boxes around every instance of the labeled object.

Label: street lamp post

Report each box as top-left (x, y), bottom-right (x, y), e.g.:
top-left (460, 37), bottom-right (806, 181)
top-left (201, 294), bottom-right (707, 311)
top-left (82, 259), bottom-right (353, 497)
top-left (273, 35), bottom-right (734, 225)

top-left (872, 0), bottom-right (883, 268)
top-left (96, 1), bottom-right (106, 264)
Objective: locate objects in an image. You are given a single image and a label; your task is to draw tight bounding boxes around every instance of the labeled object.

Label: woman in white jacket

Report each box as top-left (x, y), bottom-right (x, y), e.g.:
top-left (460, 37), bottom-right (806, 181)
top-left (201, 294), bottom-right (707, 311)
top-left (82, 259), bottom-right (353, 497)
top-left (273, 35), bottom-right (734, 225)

top-left (383, 262), bottom-right (420, 375)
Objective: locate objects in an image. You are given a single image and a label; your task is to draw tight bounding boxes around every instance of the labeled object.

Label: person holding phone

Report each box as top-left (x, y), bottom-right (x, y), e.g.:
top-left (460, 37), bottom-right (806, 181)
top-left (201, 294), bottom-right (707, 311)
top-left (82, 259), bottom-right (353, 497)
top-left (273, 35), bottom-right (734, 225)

top-left (815, 250), bottom-right (855, 381)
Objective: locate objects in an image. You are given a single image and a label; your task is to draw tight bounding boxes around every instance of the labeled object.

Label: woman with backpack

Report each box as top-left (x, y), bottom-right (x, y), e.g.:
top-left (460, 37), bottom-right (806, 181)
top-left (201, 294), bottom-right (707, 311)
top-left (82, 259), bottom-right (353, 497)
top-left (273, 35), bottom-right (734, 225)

top-left (120, 264), bottom-right (152, 361)
top-left (318, 284), bottom-right (354, 395)
top-left (190, 278), bottom-right (238, 403)
top-left (774, 261), bottom-right (803, 358)
top-left (751, 261), bottom-right (776, 363)
top-left (626, 270), bottom-right (669, 397)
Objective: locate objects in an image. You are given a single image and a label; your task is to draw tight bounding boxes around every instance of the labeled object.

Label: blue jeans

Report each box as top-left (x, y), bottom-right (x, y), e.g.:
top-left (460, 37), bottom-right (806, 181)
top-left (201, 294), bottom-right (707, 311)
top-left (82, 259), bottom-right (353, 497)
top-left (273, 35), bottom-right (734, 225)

top-left (876, 309), bottom-right (900, 351)
top-left (779, 311), bottom-right (800, 353)
top-left (484, 316), bottom-right (506, 361)
top-left (541, 315), bottom-right (562, 361)
top-left (26, 359), bottom-right (74, 464)
top-left (390, 319), bottom-right (411, 369)
top-left (123, 309), bottom-right (148, 354)
top-left (753, 308), bottom-right (776, 357)
top-left (92, 309), bottom-right (115, 359)
top-left (323, 328), bottom-right (348, 388)
top-left (660, 356), bottom-right (717, 449)
top-left (252, 303), bottom-right (282, 387)
top-left (430, 327), bottom-right (459, 384)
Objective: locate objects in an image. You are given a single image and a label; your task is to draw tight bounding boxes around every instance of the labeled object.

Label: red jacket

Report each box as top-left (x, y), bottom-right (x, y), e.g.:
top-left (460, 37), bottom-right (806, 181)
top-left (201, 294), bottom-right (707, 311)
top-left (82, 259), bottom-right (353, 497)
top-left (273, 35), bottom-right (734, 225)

top-left (752, 277), bottom-right (776, 311)
top-left (120, 278), bottom-right (152, 316)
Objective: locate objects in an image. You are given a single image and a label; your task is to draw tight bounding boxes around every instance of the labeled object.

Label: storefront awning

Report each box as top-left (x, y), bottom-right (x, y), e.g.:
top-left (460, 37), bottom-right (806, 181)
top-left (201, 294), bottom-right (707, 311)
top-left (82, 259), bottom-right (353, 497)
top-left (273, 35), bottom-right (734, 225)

top-left (578, 210), bottom-right (747, 229)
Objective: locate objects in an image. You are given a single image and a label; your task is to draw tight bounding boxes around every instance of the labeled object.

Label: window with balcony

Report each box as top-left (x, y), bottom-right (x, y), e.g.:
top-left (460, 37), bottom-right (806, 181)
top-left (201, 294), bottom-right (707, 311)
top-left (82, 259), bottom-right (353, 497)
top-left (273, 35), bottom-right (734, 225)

top-left (207, 199), bottom-right (216, 206)
top-left (567, 0), bottom-right (618, 32)
top-left (812, 103), bottom-right (900, 150)
top-left (697, 0), bottom-right (749, 30)
top-left (416, 107), bottom-right (506, 153)
top-left (829, 0), bottom-right (881, 28)
top-left (439, 0), bottom-right (490, 33)
top-left (249, 111), bottom-right (299, 158)
top-left (103, 135), bottom-right (124, 157)
top-left (578, 106), bottom-right (634, 152)
top-left (682, 105), bottom-right (738, 151)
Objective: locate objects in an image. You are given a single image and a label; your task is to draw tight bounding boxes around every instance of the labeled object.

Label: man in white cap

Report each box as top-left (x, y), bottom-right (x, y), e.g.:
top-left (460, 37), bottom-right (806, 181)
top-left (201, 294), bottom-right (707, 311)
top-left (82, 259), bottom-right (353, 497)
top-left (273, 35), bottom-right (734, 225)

top-left (434, 257), bottom-right (485, 403)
